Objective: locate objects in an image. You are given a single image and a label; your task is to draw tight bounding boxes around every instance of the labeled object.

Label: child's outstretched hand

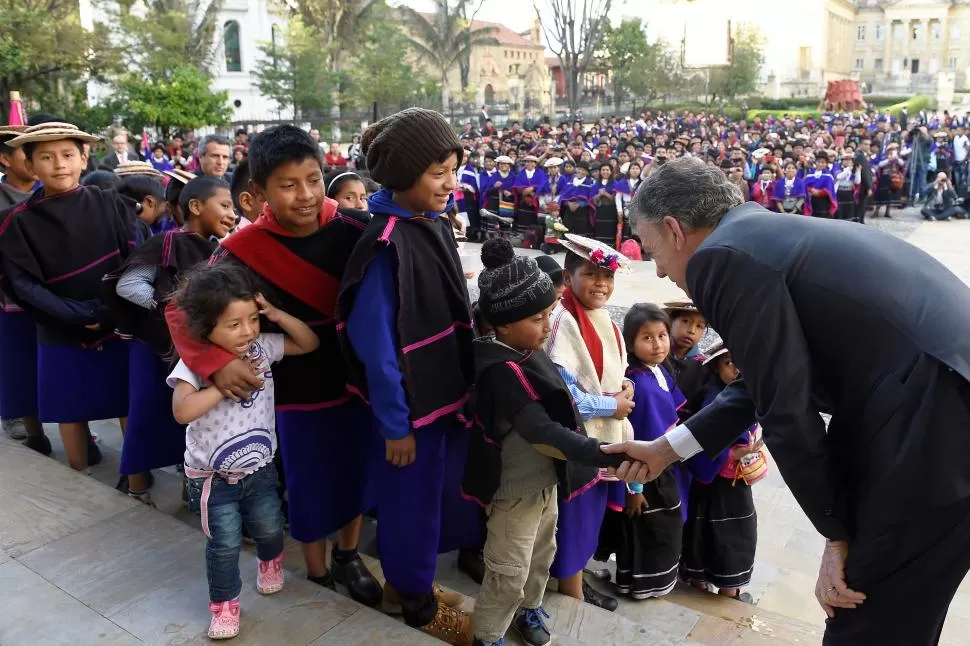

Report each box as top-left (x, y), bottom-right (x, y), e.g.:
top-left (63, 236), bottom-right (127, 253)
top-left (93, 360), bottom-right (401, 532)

top-left (625, 492), bottom-right (649, 517)
top-left (613, 391), bottom-right (635, 420)
top-left (386, 434), bottom-right (417, 467)
top-left (255, 293), bottom-right (283, 323)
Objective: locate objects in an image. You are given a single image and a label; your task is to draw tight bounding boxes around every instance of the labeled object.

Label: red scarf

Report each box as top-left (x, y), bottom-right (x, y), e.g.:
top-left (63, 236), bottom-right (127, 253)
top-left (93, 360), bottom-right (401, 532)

top-left (253, 197), bottom-right (337, 236)
top-left (559, 286), bottom-right (623, 382)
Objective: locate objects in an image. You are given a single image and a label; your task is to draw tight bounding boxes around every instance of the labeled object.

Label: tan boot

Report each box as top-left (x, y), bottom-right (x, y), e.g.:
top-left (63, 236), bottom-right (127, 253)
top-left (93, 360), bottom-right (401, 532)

top-left (382, 581), bottom-right (464, 615)
top-left (417, 603), bottom-right (474, 646)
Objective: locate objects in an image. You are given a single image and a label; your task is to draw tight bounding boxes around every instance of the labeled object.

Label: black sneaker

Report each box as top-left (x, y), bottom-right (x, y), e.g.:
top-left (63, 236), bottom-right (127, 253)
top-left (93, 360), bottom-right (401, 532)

top-left (87, 434), bottom-right (102, 466)
top-left (331, 555), bottom-right (382, 607)
top-left (513, 607), bottom-right (551, 646)
top-left (582, 580), bottom-right (618, 612)
top-left (307, 571), bottom-right (336, 591)
top-left (24, 433), bottom-right (52, 456)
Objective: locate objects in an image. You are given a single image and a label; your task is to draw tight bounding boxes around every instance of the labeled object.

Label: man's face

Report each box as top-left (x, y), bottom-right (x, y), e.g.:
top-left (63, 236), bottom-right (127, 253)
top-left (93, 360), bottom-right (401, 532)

top-left (310, 129), bottom-right (320, 142)
top-left (637, 218), bottom-right (697, 293)
top-left (0, 145), bottom-right (33, 183)
top-left (201, 142), bottom-right (231, 177)
top-left (112, 136), bottom-right (128, 155)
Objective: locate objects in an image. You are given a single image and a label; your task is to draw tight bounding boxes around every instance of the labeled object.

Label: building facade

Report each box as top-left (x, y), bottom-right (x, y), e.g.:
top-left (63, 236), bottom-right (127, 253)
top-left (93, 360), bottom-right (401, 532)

top-left (80, 0), bottom-right (288, 123)
top-left (851, 0), bottom-right (966, 98)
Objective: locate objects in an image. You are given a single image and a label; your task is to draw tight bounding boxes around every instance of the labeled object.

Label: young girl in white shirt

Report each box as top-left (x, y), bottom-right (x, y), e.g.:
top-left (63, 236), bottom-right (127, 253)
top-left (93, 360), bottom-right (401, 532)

top-left (168, 263), bottom-right (319, 640)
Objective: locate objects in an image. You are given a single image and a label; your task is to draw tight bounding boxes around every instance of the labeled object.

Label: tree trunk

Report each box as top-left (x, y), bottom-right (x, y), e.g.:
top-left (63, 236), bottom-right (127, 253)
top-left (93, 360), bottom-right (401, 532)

top-left (612, 80), bottom-right (621, 113)
top-left (566, 67), bottom-right (580, 119)
top-left (459, 57), bottom-right (470, 91)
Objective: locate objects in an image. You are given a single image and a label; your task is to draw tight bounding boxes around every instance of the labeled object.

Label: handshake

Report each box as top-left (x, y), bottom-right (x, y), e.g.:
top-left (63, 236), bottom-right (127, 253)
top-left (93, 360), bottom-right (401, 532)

top-left (598, 436), bottom-right (680, 484)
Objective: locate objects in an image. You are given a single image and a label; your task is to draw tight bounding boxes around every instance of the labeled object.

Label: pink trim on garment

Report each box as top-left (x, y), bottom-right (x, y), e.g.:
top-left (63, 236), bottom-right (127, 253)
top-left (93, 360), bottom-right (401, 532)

top-left (46, 249), bottom-right (120, 284)
top-left (412, 392), bottom-right (470, 428)
top-left (401, 321), bottom-right (473, 355)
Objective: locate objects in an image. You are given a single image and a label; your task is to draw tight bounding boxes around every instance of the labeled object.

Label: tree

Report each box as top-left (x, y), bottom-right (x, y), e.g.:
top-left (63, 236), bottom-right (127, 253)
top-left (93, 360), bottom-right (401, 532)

top-left (537, 0), bottom-right (612, 117)
top-left (0, 0), bottom-right (119, 118)
top-left (105, 0), bottom-right (223, 81)
top-left (603, 21), bottom-right (683, 107)
top-left (115, 65), bottom-right (232, 138)
top-left (455, 0), bottom-right (495, 92)
top-left (344, 5), bottom-right (437, 116)
top-left (281, 0), bottom-right (379, 72)
top-left (399, 0), bottom-right (498, 111)
top-left (707, 25), bottom-right (764, 103)
top-left (253, 17), bottom-right (342, 121)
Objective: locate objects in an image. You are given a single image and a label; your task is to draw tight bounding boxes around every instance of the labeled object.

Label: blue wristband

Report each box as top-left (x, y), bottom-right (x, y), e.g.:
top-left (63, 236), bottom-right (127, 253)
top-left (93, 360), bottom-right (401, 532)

top-left (628, 482), bottom-right (643, 494)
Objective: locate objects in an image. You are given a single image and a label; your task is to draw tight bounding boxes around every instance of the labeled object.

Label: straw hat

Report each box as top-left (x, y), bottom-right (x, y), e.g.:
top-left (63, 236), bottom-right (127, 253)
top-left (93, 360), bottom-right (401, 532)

top-left (7, 122), bottom-right (100, 147)
top-left (663, 299), bottom-right (702, 316)
top-left (559, 233), bottom-right (631, 273)
top-left (521, 154), bottom-right (540, 163)
top-left (701, 341), bottom-right (730, 366)
top-left (543, 157), bottom-right (563, 168)
top-left (162, 169), bottom-right (196, 185)
top-left (495, 155), bottom-right (513, 164)
top-left (0, 125), bottom-right (27, 137)
top-left (114, 161), bottom-right (164, 179)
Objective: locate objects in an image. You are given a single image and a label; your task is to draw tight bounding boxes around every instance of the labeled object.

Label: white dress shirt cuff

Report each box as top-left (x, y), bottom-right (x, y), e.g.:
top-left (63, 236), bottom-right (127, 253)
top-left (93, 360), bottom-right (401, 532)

top-left (666, 424), bottom-right (704, 460)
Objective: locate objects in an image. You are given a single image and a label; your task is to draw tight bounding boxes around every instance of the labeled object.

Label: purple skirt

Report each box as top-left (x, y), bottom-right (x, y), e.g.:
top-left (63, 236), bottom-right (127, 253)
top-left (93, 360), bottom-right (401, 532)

top-left (119, 340), bottom-right (185, 474)
top-left (550, 479), bottom-right (608, 579)
top-left (276, 399), bottom-right (379, 543)
top-left (37, 339), bottom-right (129, 423)
top-left (375, 419), bottom-right (484, 596)
top-left (0, 309), bottom-right (38, 419)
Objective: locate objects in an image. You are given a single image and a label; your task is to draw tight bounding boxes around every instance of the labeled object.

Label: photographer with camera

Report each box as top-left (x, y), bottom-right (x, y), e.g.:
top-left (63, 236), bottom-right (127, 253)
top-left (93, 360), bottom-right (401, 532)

top-left (921, 172), bottom-right (967, 221)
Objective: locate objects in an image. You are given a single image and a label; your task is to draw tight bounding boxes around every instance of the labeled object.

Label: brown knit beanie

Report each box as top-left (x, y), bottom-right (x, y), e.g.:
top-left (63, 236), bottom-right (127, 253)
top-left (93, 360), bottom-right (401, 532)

top-left (362, 108), bottom-right (464, 191)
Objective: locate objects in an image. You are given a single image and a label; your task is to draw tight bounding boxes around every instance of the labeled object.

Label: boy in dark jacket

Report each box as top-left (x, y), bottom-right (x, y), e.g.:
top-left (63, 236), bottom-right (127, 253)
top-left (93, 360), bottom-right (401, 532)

top-left (463, 238), bottom-right (630, 646)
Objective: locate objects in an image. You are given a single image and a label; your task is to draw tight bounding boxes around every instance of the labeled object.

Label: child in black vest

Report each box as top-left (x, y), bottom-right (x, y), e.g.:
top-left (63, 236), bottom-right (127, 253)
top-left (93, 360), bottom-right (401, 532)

top-left (463, 238), bottom-right (629, 646)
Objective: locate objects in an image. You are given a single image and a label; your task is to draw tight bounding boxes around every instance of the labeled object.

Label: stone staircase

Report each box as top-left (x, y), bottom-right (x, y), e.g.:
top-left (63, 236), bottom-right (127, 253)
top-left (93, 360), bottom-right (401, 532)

top-left (0, 431), bottom-right (824, 645)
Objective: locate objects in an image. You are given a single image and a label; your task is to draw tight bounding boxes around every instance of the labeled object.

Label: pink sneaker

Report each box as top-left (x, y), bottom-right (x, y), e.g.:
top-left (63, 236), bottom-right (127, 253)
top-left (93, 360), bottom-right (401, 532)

top-left (257, 553), bottom-right (284, 595)
top-left (207, 599), bottom-right (240, 640)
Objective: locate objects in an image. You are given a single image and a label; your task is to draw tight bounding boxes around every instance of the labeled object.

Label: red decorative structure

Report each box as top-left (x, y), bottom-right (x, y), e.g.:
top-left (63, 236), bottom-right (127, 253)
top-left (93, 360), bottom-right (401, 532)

top-left (819, 80), bottom-right (864, 111)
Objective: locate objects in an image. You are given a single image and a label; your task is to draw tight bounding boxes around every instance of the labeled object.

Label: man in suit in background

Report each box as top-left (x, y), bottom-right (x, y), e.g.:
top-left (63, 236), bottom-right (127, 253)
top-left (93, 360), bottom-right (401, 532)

top-left (604, 156), bottom-right (970, 645)
top-left (101, 133), bottom-right (131, 170)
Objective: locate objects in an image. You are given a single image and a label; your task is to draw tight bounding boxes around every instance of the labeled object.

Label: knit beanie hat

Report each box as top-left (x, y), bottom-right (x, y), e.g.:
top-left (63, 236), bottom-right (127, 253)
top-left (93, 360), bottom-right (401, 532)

top-left (477, 238), bottom-right (555, 326)
top-left (361, 108), bottom-right (464, 191)
top-left (534, 254), bottom-right (564, 286)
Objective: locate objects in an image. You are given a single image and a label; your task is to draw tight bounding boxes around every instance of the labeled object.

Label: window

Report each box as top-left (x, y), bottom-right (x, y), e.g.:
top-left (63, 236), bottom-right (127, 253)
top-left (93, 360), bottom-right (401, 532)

top-left (854, 58), bottom-right (864, 70)
top-left (911, 58), bottom-right (920, 74)
top-left (950, 56), bottom-right (959, 70)
top-left (912, 23), bottom-right (921, 41)
top-left (930, 56), bottom-right (940, 73)
top-left (892, 22), bottom-right (903, 41)
top-left (874, 57), bottom-right (883, 71)
top-left (952, 24), bottom-right (961, 40)
top-left (931, 20), bottom-right (941, 41)
top-left (856, 25), bottom-right (865, 41)
top-left (508, 65), bottom-right (514, 74)
top-left (875, 24), bottom-right (884, 41)
top-left (224, 21), bottom-right (241, 72)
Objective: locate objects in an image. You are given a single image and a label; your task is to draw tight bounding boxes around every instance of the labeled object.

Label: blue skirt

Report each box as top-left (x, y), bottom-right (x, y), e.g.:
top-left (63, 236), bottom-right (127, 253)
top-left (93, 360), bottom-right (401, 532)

top-left (275, 399), bottom-right (379, 543)
top-left (0, 309), bottom-right (38, 419)
top-left (119, 340), bottom-right (185, 474)
top-left (37, 339), bottom-right (129, 423)
top-left (550, 479), bottom-right (608, 579)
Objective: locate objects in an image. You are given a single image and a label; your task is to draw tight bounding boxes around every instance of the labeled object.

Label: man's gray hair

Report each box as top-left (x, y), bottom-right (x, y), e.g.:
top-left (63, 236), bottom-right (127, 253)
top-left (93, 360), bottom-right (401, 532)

top-left (630, 156), bottom-right (744, 231)
top-left (201, 134), bottom-right (230, 153)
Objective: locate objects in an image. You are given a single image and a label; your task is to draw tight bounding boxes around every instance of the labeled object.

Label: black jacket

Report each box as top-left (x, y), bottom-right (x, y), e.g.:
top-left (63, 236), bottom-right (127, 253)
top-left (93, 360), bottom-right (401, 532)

top-left (683, 202), bottom-right (970, 541)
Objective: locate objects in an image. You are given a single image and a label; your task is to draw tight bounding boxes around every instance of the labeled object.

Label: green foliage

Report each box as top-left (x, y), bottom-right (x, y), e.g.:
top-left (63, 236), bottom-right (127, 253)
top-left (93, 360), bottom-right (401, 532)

top-left (603, 20), bottom-right (681, 107)
top-left (344, 4), bottom-right (438, 114)
top-left (253, 17), bottom-right (343, 120)
top-left (745, 108), bottom-right (821, 121)
top-left (885, 95), bottom-right (933, 117)
top-left (707, 25), bottom-right (764, 102)
top-left (863, 95), bottom-right (911, 107)
top-left (115, 66), bottom-right (232, 137)
top-left (106, 0), bottom-right (223, 82)
top-left (752, 97), bottom-right (822, 110)
top-left (0, 0), bottom-right (120, 117)
top-left (281, 0), bottom-right (380, 70)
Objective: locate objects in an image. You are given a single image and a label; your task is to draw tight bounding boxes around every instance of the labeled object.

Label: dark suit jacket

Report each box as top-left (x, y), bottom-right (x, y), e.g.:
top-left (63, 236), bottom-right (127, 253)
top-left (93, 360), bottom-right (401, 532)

top-left (101, 151), bottom-right (125, 171)
top-left (684, 202), bottom-right (970, 541)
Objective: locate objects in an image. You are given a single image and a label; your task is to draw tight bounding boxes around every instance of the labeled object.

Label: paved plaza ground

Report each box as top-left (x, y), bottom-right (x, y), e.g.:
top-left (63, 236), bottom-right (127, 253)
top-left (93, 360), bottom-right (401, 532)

top-left (1, 206), bottom-right (968, 644)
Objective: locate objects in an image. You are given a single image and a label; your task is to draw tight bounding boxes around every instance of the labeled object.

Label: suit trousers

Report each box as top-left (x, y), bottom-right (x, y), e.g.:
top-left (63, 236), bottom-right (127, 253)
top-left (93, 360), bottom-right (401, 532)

top-left (824, 368), bottom-right (970, 646)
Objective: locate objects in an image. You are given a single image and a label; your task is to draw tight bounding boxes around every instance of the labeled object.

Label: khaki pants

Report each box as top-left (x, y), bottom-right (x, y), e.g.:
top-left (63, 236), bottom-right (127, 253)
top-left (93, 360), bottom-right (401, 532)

top-left (473, 485), bottom-right (559, 643)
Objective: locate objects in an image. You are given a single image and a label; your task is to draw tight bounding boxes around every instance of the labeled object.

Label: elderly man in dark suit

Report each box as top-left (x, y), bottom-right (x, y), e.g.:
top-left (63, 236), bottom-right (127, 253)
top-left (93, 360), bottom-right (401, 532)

top-left (604, 156), bottom-right (970, 645)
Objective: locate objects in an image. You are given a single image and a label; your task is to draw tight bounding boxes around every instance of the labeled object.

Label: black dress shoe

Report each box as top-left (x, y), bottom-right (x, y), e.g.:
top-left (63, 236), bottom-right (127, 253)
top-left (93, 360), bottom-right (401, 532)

top-left (24, 433), bottom-right (52, 456)
top-left (457, 547), bottom-right (485, 585)
top-left (582, 580), bottom-right (618, 612)
top-left (87, 434), bottom-right (102, 466)
top-left (583, 567), bottom-right (612, 582)
top-left (331, 555), bottom-right (382, 607)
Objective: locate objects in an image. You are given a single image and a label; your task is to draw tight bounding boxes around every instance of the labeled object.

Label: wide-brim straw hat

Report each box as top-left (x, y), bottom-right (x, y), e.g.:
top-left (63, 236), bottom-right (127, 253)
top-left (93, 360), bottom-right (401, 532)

top-left (495, 155), bottom-right (513, 164)
top-left (114, 161), bottom-right (164, 178)
top-left (162, 169), bottom-right (196, 185)
top-left (7, 122), bottom-right (100, 147)
top-left (544, 157), bottom-right (563, 168)
top-left (521, 155), bottom-right (540, 163)
top-left (0, 125), bottom-right (27, 137)
top-left (559, 233), bottom-right (631, 274)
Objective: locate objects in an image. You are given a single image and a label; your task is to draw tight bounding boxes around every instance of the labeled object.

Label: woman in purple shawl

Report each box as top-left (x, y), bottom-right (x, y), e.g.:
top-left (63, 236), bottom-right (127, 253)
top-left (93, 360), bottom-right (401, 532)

top-left (772, 160), bottom-right (808, 214)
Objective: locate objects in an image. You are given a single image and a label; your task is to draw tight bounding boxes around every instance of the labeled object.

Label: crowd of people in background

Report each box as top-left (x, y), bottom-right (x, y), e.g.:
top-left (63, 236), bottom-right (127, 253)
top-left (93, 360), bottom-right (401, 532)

top-left (1, 102), bottom-right (967, 646)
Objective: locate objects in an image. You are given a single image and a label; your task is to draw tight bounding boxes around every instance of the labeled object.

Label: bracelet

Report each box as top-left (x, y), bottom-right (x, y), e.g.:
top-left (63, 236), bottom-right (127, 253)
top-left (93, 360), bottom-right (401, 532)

top-left (627, 482), bottom-right (643, 494)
